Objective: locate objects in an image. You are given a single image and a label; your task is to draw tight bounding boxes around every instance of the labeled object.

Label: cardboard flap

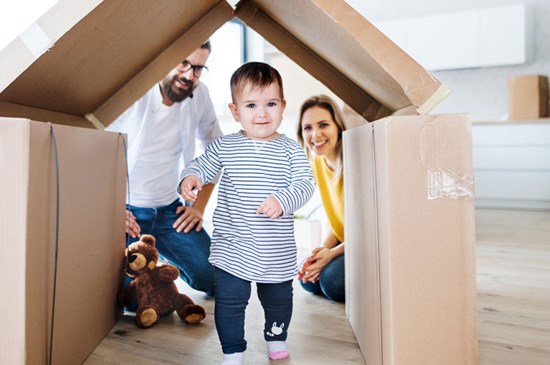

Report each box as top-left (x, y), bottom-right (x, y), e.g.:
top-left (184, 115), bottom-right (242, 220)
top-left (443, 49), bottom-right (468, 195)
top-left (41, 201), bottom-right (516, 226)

top-left (236, 0), bottom-right (448, 121)
top-left (0, 0), bottom-right (102, 94)
top-left (0, 0), bottom-right (233, 127)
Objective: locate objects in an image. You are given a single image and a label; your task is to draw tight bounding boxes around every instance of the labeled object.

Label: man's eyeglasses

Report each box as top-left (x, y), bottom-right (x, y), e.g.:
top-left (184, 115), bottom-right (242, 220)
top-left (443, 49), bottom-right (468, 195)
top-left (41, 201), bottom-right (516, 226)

top-left (177, 60), bottom-right (208, 78)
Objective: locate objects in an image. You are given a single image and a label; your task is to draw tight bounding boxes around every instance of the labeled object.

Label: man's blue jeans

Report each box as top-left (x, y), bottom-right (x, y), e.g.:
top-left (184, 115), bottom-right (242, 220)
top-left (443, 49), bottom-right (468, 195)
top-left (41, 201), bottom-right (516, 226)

top-left (214, 267), bottom-right (293, 354)
top-left (299, 254), bottom-right (345, 302)
top-left (127, 199), bottom-right (215, 296)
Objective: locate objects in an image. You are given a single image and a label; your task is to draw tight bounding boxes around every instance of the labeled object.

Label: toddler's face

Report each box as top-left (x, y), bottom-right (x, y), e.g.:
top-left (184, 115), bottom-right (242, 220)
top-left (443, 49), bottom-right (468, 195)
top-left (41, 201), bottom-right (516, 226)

top-left (229, 82), bottom-right (286, 141)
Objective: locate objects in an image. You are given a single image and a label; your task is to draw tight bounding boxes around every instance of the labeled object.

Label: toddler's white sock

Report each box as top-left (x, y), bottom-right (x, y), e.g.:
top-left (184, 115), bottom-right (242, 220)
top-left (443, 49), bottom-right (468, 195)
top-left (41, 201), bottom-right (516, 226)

top-left (220, 352), bottom-right (244, 365)
top-left (267, 341), bottom-right (289, 360)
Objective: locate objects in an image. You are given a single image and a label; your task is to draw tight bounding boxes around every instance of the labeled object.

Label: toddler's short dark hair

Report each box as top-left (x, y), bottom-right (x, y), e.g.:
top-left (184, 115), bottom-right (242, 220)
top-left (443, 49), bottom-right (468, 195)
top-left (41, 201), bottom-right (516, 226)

top-left (230, 62), bottom-right (284, 102)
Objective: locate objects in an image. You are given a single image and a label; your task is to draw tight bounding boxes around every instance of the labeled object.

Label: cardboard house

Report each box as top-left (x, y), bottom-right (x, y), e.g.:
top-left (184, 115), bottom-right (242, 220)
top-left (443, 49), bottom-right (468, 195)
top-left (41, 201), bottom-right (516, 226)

top-left (0, 0), bottom-right (475, 364)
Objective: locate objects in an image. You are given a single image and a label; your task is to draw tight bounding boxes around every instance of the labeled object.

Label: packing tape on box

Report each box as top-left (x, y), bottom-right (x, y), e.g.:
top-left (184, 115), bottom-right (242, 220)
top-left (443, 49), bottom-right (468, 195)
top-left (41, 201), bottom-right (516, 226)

top-left (19, 22), bottom-right (54, 57)
top-left (426, 168), bottom-right (474, 200)
top-left (418, 118), bottom-right (474, 200)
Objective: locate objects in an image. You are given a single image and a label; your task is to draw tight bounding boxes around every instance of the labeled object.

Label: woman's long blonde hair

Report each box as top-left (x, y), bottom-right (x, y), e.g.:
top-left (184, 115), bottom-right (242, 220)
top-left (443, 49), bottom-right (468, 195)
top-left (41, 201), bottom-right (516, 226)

top-left (296, 94), bottom-right (348, 179)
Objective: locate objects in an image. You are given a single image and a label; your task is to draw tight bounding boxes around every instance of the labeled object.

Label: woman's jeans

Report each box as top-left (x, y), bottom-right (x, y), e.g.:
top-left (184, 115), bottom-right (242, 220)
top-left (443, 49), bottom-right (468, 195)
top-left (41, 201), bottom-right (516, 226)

top-left (126, 199), bottom-right (215, 296)
top-left (299, 254), bottom-right (345, 302)
top-left (214, 267), bottom-right (293, 354)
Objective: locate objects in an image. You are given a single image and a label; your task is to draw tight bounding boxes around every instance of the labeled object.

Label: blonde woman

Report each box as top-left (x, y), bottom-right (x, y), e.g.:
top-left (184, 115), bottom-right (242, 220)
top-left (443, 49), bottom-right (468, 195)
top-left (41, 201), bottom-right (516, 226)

top-left (296, 95), bottom-right (348, 302)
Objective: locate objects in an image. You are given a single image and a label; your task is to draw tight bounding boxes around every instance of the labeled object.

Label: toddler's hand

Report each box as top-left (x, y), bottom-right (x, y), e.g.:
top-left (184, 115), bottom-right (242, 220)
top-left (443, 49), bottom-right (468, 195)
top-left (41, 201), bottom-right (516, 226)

top-left (180, 176), bottom-right (202, 202)
top-left (256, 195), bottom-right (283, 219)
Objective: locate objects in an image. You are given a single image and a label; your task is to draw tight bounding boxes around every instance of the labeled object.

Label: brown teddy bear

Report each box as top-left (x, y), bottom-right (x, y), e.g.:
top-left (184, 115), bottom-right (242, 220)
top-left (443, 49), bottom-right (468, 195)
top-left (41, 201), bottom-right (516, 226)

top-left (118, 234), bottom-right (206, 328)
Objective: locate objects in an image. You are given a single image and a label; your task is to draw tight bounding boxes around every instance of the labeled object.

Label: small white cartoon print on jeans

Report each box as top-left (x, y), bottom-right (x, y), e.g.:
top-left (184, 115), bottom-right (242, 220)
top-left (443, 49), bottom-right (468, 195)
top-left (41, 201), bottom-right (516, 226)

top-left (266, 322), bottom-right (285, 337)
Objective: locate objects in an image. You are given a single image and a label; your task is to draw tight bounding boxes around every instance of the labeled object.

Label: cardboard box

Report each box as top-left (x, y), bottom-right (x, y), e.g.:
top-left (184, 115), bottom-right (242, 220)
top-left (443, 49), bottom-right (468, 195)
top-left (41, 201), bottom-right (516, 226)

top-left (343, 114), bottom-right (477, 365)
top-left (0, 0), bottom-right (448, 127)
top-left (0, 118), bottom-right (126, 364)
top-left (508, 75), bottom-right (549, 120)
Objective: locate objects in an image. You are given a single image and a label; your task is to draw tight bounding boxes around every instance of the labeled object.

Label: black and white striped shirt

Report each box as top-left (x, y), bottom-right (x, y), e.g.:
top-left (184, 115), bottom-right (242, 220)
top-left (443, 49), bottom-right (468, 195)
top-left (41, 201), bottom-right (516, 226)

top-left (181, 131), bottom-right (315, 283)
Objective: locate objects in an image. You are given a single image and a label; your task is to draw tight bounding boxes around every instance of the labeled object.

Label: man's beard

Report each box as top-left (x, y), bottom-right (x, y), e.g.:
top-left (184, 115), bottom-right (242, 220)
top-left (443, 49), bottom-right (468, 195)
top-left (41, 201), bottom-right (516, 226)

top-left (161, 76), bottom-right (195, 103)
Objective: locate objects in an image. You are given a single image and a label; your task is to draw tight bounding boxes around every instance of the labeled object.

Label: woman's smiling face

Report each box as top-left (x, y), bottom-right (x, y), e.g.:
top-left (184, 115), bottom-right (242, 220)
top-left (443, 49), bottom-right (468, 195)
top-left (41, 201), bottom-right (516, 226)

top-left (300, 105), bottom-right (340, 160)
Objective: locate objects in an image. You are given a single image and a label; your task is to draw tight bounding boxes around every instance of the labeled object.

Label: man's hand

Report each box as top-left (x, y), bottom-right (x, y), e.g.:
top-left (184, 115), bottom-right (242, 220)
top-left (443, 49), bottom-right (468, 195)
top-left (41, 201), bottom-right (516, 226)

top-left (256, 195), bottom-right (283, 219)
top-left (126, 209), bottom-right (141, 238)
top-left (173, 205), bottom-right (204, 233)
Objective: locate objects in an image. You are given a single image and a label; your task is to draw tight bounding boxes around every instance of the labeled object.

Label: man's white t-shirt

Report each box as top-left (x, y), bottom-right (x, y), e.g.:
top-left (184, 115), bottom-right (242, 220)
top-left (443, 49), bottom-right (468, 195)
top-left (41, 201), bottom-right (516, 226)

top-left (106, 82), bottom-right (222, 208)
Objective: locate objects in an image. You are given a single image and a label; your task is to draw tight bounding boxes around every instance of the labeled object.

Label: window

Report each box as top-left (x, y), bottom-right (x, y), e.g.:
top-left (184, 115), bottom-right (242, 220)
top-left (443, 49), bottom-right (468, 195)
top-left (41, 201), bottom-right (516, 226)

top-left (201, 20), bottom-right (246, 119)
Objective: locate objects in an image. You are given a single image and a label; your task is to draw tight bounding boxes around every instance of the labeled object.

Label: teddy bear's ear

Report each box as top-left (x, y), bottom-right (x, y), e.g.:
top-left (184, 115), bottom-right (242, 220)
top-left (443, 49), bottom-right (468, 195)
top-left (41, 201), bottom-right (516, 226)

top-left (140, 234), bottom-right (156, 247)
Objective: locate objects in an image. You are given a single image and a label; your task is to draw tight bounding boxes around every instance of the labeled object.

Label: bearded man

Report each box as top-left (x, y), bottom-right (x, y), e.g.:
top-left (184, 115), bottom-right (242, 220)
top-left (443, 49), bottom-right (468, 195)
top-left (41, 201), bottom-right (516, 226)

top-left (107, 41), bottom-right (221, 298)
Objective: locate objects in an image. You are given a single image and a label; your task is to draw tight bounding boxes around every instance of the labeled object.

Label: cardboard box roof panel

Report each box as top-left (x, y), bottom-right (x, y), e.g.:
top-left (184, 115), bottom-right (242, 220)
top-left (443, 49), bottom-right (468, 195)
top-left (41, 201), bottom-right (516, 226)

top-left (0, 0), bottom-right (233, 128)
top-left (0, 0), bottom-right (448, 128)
top-left (235, 0), bottom-right (449, 120)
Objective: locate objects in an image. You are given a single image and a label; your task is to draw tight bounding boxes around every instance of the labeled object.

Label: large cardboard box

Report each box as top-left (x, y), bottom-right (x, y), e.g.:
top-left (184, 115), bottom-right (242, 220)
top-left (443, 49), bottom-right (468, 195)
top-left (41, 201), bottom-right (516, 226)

top-left (0, 118), bottom-right (126, 364)
top-left (0, 0), bottom-right (448, 128)
top-left (508, 75), bottom-right (549, 120)
top-left (343, 114), bottom-right (477, 365)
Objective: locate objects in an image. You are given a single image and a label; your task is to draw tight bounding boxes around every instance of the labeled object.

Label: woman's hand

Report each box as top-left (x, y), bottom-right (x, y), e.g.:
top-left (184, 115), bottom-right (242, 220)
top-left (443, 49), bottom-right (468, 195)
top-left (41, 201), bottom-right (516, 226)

top-left (298, 247), bottom-right (335, 283)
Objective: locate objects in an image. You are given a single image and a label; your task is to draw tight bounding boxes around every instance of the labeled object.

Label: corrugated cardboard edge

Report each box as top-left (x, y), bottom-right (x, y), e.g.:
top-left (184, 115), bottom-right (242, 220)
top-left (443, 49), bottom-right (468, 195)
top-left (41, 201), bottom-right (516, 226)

top-left (392, 84), bottom-right (451, 116)
top-left (343, 123), bottom-right (383, 365)
top-left (417, 84), bottom-right (451, 114)
top-left (0, 118), bottom-right (31, 364)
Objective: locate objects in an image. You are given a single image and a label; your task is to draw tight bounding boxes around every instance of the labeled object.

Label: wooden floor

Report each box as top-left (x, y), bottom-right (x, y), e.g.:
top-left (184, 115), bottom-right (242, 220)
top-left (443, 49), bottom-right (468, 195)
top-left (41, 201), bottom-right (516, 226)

top-left (475, 209), bottom-right (550, 365)
top-left (85, 209), bottom-right (550, 364)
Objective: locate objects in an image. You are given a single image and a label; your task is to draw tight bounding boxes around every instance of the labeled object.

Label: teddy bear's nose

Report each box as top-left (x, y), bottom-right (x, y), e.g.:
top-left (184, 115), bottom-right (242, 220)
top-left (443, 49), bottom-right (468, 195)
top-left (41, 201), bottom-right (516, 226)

top-left (129, 254), bottom-right (138, 263)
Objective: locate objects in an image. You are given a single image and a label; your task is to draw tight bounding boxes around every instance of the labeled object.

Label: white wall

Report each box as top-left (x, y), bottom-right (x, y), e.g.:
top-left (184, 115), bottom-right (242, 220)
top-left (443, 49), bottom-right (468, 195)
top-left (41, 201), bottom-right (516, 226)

top-left (342, 0), bottom-right (550, 210)
top-left (345, 0), bottom-right (550, 121)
